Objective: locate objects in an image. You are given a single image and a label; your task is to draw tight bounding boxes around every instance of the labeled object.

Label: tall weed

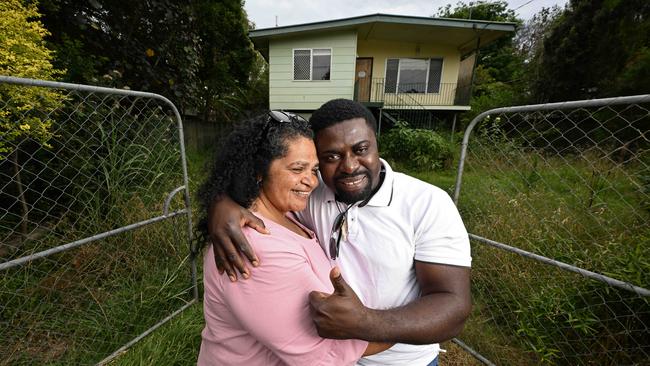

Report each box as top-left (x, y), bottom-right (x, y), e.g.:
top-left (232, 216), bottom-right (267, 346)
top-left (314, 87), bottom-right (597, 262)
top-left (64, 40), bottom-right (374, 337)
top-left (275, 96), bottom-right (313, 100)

top-left (1, 92), bottom-right (192, 364)
top-left (397, 135), bottom-right (649, 365)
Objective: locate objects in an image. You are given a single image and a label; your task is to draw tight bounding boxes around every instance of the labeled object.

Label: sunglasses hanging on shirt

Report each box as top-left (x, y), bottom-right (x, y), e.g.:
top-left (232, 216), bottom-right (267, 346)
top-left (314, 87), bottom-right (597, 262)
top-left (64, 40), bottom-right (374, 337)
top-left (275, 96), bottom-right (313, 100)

top-left (328, 170), bottom-right (385, 260)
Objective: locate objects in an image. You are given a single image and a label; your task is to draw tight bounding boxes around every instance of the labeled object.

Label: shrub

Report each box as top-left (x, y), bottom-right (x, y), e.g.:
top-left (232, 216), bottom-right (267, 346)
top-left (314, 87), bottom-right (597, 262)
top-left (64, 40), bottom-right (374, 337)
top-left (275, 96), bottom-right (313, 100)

top-left (0, 0), bottom-right (65, 156)
top-left (379, 120), bottom-right (453, 171)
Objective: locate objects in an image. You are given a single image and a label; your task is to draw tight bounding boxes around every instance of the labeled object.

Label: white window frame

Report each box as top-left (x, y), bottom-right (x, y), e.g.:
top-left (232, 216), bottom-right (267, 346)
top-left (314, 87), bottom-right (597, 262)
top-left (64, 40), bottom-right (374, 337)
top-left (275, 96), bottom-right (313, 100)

top-left (292, 48), bottom-right (332, 81)
top-left (384, 57), bottom-right (443, 94)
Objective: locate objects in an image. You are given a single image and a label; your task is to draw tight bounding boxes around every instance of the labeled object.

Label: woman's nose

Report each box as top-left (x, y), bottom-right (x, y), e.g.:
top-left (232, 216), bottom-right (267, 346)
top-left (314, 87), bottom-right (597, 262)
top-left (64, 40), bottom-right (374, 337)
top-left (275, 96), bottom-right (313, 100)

top-left (302, 172), bottom-right (317, 187)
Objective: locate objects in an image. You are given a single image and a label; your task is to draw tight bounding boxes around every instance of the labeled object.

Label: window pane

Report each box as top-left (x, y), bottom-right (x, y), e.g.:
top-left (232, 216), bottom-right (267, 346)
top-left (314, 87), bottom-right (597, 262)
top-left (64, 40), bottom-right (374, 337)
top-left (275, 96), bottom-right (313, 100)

top-left (312, 49), bottom-right (331, 80)
top-left (427, 58), bottom-right (443, 93)
top-left (398, 58), bottom-right (427, 93)
top-left (385, 59), bottom-right (399, 93)
top-left (313, 49), bottom-right (330, 56)
top-left (294, 50), bottom-right (311, 80)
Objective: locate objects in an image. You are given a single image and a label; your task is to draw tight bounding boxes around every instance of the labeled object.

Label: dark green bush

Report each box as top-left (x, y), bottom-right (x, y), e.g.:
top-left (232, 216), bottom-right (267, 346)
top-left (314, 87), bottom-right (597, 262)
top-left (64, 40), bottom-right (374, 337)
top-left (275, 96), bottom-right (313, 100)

top-left (379, 121), bottom-right (453, 171)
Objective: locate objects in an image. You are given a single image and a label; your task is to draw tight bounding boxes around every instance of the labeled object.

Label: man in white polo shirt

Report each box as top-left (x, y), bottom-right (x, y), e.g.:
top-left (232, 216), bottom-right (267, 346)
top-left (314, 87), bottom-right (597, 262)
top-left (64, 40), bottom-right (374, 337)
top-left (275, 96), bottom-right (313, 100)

top-left (208, 99), bottom-right (471, 366)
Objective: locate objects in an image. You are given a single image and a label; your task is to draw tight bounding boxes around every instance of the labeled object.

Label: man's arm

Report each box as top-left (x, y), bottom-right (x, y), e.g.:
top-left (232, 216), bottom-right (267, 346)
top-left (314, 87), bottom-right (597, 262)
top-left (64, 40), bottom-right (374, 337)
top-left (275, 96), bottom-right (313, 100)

top-left (207, 195), bottom-right (268, 281)
top-left (309, 262), bottom-right (471, 344)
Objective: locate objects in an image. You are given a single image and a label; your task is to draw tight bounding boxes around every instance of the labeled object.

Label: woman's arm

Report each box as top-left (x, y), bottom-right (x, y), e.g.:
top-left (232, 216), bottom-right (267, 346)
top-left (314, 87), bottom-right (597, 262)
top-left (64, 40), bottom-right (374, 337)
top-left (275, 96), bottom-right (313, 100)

top-left (219, 232), bottom-right (368, 365)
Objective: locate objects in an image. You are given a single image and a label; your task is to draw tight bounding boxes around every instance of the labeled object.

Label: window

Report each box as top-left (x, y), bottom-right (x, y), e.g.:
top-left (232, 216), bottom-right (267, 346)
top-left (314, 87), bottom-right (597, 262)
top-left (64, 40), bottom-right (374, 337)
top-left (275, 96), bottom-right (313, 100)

top-left (384, 58), bottom-right (443, 93)
top-left (293, 49), bottom-right (331, 81)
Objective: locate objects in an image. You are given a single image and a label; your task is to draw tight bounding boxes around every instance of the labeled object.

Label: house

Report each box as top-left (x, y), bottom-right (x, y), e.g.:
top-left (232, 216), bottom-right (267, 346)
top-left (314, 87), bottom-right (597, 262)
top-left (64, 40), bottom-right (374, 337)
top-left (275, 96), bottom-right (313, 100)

top-left (249, 14), bottom-right (516, 129)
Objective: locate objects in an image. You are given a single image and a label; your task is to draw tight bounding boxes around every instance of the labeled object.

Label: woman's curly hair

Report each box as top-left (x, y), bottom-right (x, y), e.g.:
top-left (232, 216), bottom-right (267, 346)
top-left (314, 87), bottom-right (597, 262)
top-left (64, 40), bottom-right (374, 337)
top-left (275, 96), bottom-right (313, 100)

top-left (196, 112), bottom-right (313, 243)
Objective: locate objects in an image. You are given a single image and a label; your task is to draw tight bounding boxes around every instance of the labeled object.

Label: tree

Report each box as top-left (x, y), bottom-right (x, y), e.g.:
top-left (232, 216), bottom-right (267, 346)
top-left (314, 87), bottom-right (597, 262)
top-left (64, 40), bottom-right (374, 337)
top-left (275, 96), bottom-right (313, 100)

top-left (194, 0), bottom-right (257, 122)
top-left (437, 1), bottom-right (522, 83)
top-left (531, 0), bottom-right (650, 102)
top-left (36, 0), bottom-right (257, 120)
top-left (38, 0), bottom-right (202, 108)
top-left (514, 6), bottom-right (564, 63)
top-left (0, 0), bottom-right (64, 235)
top-left (436, 1), bottom-right (525, 124)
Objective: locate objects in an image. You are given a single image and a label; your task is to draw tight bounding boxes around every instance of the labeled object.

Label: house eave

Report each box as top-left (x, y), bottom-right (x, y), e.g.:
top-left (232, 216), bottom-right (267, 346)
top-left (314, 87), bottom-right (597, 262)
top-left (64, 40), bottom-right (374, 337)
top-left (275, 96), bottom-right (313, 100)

top-left (250, 13), bottom-right (516, 60)
top-left (250, 13), bottom-right (516, 37)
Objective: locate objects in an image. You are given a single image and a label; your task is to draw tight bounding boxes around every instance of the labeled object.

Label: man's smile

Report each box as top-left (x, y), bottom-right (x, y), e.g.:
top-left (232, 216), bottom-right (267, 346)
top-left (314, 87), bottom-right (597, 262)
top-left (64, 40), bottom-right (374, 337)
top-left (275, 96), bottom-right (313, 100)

top-left (336, 173), bottom-right (368, 189)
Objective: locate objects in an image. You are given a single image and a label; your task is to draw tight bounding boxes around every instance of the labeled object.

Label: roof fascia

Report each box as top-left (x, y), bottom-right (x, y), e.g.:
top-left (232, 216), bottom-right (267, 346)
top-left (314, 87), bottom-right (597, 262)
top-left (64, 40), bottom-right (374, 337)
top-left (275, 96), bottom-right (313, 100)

top-left (249, 13), bottom-right (516, 39)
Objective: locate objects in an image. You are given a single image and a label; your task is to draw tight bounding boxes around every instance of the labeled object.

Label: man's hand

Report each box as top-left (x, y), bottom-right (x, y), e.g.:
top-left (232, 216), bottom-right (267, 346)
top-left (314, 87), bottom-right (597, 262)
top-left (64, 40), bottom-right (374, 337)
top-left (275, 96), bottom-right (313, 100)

top-left (311, 263), bottom-right (471, 345)
top-left (208, 195), bottom-right (269, 281)
top-left (309, 267), bottom-right (368, 339)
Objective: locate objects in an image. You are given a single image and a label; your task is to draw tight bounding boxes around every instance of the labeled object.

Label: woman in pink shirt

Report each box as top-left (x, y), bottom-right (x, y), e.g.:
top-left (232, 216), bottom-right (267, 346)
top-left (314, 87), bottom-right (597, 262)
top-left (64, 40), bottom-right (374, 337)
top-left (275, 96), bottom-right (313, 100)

top-left (196, 111), bottom-right (388, 365)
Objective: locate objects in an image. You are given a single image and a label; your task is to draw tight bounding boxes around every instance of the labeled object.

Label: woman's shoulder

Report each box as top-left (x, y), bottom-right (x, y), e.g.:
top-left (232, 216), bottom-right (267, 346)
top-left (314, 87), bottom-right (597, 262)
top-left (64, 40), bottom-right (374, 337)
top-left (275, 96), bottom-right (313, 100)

top-left (242, 224), bottom-right (308, 257)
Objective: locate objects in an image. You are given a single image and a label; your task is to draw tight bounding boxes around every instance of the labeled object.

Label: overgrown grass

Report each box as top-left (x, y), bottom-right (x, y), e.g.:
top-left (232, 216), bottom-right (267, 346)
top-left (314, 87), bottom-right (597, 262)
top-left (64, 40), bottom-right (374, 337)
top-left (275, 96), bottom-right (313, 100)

top-left (0, 97), bottom-right (204, 365)
top-left (113, 137), bottom-right (649, 366)
top-left (0, 197), bottom-right (195, 365)
top-left (108, 304), bottom-right (204, 366)
top-left (10, 123), bottom-right (644, 365)
top-left (107, 148), bottom-right (211, 366)
top-left (401, 134), bottom-right (649, 365)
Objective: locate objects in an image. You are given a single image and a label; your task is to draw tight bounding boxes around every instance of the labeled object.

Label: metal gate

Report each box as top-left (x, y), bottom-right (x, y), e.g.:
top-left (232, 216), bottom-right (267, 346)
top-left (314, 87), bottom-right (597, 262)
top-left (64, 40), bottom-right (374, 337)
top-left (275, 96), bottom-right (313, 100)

top-left (452, 95), bottom-right (650, 365)
top-left (0, 76), bottom-right (197, 365)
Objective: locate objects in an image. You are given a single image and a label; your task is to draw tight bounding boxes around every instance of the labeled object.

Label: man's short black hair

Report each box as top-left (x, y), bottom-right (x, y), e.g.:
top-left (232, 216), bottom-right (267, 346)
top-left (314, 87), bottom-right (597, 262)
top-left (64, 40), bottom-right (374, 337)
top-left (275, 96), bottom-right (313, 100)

top-left (310, 99), bottom-right (377, 135)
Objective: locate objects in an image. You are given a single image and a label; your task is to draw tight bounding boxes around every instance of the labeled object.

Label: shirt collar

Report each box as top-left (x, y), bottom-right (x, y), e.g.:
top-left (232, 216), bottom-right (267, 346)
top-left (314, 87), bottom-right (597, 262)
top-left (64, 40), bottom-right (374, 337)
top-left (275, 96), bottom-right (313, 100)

top-left (323, 158), bottom-right (394, 207)
top-left (365, 158), bottom-right (394, 207)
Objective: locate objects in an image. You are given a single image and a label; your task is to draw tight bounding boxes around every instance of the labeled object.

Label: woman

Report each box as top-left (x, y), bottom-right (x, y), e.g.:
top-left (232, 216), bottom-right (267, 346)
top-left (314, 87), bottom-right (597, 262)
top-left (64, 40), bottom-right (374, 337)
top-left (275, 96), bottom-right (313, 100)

top-left (196, 111), bottom-right (387, 365)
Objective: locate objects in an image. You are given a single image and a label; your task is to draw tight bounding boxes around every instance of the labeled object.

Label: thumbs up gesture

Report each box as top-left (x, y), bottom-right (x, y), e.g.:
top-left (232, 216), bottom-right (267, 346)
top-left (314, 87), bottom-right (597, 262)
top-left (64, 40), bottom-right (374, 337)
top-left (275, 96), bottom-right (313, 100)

top-left (309, 267), bottom-right (368, 339)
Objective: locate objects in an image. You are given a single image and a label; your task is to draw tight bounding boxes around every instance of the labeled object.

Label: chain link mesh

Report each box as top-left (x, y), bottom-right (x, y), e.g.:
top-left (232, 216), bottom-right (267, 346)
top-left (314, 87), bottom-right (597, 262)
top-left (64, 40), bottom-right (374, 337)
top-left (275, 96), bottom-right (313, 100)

top-left (1, 78), bottom-right (195, 365)
top-left (455, 99), bottom-right (650, 365)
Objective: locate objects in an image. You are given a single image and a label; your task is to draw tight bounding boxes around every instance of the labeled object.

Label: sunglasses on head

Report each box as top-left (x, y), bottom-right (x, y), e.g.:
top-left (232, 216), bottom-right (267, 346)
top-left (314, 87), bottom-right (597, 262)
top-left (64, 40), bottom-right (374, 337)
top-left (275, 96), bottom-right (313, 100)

top-left (261, 111), bottom-right (308, 138)
top-left (268, 110), bottom-right (308, 124)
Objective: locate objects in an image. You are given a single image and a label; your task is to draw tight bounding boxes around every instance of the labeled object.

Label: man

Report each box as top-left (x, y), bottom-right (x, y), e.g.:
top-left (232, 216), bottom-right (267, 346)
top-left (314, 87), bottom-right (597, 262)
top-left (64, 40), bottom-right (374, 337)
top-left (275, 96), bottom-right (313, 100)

top-left (208, 99), bottom-right (471, 365)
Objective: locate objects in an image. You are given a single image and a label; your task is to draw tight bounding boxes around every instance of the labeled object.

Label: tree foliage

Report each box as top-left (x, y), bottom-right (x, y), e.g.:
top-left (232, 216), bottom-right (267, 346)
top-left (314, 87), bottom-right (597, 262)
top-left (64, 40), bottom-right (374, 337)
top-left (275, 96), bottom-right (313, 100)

top-left (0, 0), bottom-right (64, 157)
top-left (437, 0), bottom-right (516, 21)
top-left (436, 1), bottom-right (526, 124)
top-left (36, 0), bottom-right (259, 120)
top-left (437, 1), bottom-right (522, 83)
top-left (195, 0), bottom-right (257, 121)
top-left (514, 6), bottom-right (564, 64)
top-left (435, 0), bottom-right (649, 114)
top-left (530, 0), bottom-right (650, 102)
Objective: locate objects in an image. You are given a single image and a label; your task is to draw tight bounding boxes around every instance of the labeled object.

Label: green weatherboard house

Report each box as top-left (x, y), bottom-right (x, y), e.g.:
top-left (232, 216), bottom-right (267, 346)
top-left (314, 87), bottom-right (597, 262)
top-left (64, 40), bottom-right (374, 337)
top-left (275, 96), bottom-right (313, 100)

top-left (249, 13), bottom-right (516, 125)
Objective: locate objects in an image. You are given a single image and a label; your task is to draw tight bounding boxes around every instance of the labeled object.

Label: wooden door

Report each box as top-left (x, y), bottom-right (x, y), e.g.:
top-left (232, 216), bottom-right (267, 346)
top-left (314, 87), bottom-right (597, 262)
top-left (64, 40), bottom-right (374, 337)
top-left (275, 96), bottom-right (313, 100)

top-left (355, 58), bottom-right (373, 102)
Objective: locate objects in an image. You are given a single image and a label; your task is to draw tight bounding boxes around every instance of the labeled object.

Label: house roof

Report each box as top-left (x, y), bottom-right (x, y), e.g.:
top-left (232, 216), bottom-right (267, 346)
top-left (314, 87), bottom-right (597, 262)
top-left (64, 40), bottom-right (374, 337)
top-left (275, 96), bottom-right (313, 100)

top-left (250, 13), bottom-right (517, 58)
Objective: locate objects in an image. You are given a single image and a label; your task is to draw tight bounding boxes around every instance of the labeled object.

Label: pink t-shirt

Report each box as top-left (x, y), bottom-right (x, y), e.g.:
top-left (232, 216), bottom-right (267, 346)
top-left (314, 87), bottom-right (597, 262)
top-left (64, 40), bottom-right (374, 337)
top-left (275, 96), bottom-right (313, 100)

top-left (197, 213), bottom-right (367, 366)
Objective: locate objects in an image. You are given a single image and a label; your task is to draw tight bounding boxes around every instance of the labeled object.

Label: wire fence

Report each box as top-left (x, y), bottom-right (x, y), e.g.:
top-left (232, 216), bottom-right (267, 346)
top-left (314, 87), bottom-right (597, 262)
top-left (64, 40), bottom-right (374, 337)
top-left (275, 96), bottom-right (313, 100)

top-left (452, 95), bottom-right (650, 365)
top-left (0, 76), bottom-right (197, 365)
top-left (3, 75), bottom-right (649, 365)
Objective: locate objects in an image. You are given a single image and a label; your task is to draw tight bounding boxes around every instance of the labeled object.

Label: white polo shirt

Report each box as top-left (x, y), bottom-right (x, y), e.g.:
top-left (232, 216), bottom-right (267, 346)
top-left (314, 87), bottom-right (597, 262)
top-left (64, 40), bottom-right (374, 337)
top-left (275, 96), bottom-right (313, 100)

top-left (297, 159), bottom-right (471, 366)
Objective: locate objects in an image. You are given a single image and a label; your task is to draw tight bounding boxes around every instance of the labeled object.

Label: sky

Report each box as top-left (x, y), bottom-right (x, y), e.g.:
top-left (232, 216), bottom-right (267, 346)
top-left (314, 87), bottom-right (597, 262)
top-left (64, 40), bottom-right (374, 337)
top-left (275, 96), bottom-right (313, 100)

top-left (244, 0), bottom-right (570, 29)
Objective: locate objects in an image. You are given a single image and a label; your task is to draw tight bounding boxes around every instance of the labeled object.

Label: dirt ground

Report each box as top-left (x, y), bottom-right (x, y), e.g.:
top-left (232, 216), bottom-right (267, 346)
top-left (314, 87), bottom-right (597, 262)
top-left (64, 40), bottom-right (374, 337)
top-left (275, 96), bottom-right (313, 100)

top-left (438, 341), bottom-right (483, 366)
